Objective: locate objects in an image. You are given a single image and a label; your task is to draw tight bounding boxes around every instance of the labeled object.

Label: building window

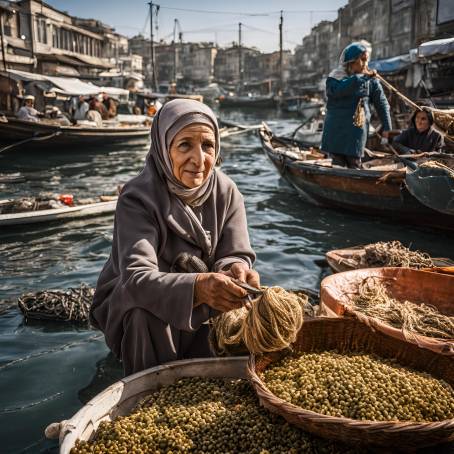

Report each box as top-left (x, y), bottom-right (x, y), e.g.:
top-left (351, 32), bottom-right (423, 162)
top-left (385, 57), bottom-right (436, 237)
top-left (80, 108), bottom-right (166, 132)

top-left (36, 17), bottom-right (47, 44)
top-left (52, 26), bottom-right (59, 48)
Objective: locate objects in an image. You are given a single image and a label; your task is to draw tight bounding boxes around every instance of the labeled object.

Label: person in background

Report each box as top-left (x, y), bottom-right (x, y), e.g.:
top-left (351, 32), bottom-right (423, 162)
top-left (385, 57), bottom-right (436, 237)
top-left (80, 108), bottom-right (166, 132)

top-left (73, 95), bottom-right (89, 122)
top-left (321, 41), bottom-right (392, 169)
top-left (102, 92), bottom-right (117, 119)
top-left (17, 95), bottom-right (42, 122)
top-left (45, 106), bottom-right (71, 126)
top-left (393, 109), bottom-right (444, 154)
top-left (89, 95), bottom-right (108, 120)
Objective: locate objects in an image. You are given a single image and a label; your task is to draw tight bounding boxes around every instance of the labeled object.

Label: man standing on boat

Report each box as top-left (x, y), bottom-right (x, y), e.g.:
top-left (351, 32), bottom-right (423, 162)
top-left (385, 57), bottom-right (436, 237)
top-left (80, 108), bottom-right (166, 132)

top-left (16, 95), bottom-right (42, 123)
top-left (321, 42), bottom-right (392, 169)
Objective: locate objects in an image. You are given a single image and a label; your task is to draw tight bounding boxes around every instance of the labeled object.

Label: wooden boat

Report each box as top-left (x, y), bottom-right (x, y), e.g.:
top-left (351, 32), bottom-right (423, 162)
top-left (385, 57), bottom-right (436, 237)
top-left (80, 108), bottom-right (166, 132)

top-left (0, 117), bottom-right (150, 151)
top-left (0, 196), bottom-right (117, 226)
top-left (45, 357), bottom-right (247, 453)
top-left (259, 124), bottom-right (454, 232)
top-left (293, 117), bottom-right (323, 147)
top-left (219, 93), bottom-right (278, 108)
top-left (218, 119), bottom-right (261, 138)
top-left (325, 245), bottom-right (454, 273)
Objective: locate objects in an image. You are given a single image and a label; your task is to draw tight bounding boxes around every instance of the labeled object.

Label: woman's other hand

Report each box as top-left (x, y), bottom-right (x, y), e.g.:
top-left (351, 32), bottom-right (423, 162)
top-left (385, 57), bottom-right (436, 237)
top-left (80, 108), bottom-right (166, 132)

top-left (194, 273), bottom-right (248, 312)
top-left (363, 68), bottom-right (377, 77)
top-left (227, 262), bottom-right (260, 288)
top-left (381, 130), bottom-right (390, 139)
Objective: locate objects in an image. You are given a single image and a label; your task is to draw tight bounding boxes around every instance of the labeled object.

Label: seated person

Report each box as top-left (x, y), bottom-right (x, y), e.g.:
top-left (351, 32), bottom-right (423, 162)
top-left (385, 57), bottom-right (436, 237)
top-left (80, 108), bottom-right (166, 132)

top-left (86, 110), bottom-right (103, 128)
top-left (393, 109), bottom-right (444, 154)
top-left (17, 95), bottom-right (42, 122)
top-left (102, 92), bottom-right (117, 119)
top-left (89, 96), bottom-right (108, 120)
top-left (73, 96), bottom-right (89, 121)
top-left (90, 99), bottom-right (259, 375)
top-left (45, 106), bottom-right (71, 126)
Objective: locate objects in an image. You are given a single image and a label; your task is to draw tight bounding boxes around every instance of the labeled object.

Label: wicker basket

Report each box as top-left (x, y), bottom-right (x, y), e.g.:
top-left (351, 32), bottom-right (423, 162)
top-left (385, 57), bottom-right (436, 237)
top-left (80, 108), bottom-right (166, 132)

top-left (248, 317), bottom-right (454, 449)
top-left (319, 267), bottom-right (454, 356)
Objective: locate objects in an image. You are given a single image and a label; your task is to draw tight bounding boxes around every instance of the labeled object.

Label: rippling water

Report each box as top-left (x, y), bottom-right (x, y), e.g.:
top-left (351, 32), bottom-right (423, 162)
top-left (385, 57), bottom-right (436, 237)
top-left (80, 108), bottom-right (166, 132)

top-left (0, 109), bottom-right (453, 453)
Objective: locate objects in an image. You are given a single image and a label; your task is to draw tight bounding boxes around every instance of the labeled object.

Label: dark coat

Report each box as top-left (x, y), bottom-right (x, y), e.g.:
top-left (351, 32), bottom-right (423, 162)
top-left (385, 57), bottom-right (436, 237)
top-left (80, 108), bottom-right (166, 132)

top-left (321, 75), bottom-right (392, 158)
top-left (393, 110), bottom-right (444, 154)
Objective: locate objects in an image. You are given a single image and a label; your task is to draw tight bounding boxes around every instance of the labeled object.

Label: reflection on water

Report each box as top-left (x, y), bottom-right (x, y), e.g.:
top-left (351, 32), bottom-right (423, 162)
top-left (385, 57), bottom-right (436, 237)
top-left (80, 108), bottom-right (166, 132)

top-left (0, 108), bottom-right (453, 453)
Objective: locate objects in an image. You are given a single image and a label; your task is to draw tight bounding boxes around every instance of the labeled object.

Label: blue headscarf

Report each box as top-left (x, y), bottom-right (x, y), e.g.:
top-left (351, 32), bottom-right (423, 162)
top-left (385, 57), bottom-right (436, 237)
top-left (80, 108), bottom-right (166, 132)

top-left (328, 40), bottom-right (372, 80)
top-left (343, 42), bottom-right (367, 63)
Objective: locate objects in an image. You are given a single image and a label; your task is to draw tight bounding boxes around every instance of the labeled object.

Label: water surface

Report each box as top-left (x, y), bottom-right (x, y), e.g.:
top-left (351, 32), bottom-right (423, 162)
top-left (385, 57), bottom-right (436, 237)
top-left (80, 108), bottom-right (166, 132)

top-left (0, 108), bottom-right (452, 453)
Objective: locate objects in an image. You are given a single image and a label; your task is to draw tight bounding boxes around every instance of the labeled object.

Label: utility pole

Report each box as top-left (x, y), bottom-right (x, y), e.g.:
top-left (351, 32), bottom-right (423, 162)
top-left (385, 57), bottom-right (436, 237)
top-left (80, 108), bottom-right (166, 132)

top-left (148, 1), bottom-right (159, 92)
top-left (0, 13), bottom-right (7, 71)
top-left (173, 19), bottom-right (182, 87)
top-left (238, 22), bottom-right (243, 93)
top-left (279, 10), bottom-right (283, 93)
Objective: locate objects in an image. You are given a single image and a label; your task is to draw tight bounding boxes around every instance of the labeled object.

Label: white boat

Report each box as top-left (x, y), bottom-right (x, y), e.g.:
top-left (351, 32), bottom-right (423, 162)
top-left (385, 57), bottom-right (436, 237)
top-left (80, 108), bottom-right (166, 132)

top-left (0, 198), bottom-right (117, 226)
top-left (294, 118), bottom-right (324, 147)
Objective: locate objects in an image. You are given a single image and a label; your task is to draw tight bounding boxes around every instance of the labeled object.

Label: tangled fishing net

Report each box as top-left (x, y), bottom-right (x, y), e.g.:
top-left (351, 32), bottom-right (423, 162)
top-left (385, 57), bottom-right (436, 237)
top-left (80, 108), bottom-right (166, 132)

top-left (364, 241), bottom-right (433, 269)
top-left (18, 284), bottom-right (94, 322)
top-left (351, 278), bottom-right (454, 340)
top-left (210, 287), bottom-right (312, 356)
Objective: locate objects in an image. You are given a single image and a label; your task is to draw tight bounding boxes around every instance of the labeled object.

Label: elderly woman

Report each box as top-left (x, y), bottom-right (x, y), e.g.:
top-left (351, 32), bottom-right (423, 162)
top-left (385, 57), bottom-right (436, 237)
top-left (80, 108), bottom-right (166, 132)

top-left (393, 109), bottom-right (444, 154)
top-left (321, 42), bottom-right (392, 168)
top-left (90, 99), bottom-right (259, 375)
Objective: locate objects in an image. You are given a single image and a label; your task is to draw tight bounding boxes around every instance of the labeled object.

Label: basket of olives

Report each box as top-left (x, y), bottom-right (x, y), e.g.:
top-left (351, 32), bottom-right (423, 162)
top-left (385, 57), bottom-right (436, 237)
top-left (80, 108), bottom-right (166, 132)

top-left (247, 317), bottom-right (454, 449)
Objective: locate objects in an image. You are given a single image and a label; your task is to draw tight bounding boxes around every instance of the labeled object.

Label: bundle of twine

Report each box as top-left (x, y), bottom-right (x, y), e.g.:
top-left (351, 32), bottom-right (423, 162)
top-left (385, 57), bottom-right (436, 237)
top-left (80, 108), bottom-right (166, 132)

top-left (364, 240), bottom-right (433, 269)
top-left (353, 98), bottom-right (366, 128)
top-left (352, 278), bottom-right (454, 340)
top-left (210, 287), bottom-right (307, 356)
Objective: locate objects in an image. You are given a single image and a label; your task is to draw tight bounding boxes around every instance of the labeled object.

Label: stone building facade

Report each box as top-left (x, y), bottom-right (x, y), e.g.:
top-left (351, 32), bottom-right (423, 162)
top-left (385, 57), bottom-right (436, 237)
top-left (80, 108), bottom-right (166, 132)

top-left (0, 0), bottom-right (133, 80)
top-left (289, 0), bottom-right (454, 93)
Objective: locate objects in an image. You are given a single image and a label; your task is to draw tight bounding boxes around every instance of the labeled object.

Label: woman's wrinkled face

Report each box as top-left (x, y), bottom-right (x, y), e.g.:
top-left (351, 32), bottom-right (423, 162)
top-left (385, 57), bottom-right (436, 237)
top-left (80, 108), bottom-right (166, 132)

top-left (415, 111), bottom-right (430, 133)
top-left (169, 123), bottom-right (216, 188)
top-left (349, 52), bottom-right (369, 74)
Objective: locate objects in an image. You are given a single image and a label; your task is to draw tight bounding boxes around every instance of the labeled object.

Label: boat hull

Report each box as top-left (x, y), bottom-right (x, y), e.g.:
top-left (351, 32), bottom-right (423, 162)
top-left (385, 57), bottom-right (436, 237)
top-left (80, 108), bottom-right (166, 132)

top-left (260, 130), bottom-right (454, 232)
top-left (0, 118), bottom-right (150, 149)
top-left (0, 200), bottom-right (116, 226)
top-left (219, 96), bottom-right (277, 108)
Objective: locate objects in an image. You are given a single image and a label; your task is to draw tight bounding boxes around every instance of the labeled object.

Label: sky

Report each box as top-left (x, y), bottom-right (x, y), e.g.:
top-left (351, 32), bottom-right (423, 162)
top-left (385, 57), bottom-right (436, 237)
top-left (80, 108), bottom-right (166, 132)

top-left (44, 0), bottom-right (348, 52)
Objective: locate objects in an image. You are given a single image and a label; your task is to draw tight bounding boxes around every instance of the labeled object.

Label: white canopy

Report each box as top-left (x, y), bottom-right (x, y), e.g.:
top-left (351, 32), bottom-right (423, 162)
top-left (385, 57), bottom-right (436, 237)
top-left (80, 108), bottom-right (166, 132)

top-left (418, 37), bottom-right (454, 58)
top-left (4, 69), bottom-right (129, 98)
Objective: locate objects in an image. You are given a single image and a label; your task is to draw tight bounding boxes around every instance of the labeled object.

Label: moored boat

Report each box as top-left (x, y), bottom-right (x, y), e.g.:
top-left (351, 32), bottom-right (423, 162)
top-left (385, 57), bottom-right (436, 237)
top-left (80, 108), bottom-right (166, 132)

top-left (0, 195), bottom-right (117, 226)
top-left (219, 93), bottom-right (278, 108)
top-left (259, 124), bottom-right (454, 232)
top-left (0, 117), bottom-right (150, 151)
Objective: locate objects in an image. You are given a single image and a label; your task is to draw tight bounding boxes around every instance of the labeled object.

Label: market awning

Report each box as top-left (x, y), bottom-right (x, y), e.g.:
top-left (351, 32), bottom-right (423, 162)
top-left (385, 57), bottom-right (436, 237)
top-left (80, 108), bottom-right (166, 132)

top-left (418, 37), bottom-right (454, 59)
top-left (369, 54), bottom-right (411, 74)
top-left (3, 69), bottom-right (128, 97)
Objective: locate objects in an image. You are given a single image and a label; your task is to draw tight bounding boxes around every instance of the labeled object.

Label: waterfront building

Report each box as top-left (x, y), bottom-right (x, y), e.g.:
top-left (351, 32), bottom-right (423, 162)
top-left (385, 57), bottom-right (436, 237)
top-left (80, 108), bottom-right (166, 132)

top-left (0, 0), bottom-right (135, 81)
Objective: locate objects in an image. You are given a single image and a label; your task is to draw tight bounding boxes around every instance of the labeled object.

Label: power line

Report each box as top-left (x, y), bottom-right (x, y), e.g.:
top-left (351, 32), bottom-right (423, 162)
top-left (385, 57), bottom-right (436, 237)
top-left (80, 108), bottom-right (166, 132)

top-left (159, 6), bottom-right (269, 16)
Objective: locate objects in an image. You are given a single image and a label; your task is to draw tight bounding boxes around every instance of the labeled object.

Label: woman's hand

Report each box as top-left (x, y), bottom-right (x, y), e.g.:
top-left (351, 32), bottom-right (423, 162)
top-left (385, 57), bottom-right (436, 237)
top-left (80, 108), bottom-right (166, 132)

top-left (363, 68), bottom-right (377, 77)
top-left (223, 262), bottom-right (260, 288)
top-left (382, 130), bottom-right (390, 139)
top-left (194, 272), bottom-right (248, 312)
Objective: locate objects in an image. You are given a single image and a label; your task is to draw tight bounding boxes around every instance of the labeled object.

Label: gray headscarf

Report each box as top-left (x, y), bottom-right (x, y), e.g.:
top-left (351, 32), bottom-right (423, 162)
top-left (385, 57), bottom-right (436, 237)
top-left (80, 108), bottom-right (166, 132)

top-left (149, 99), bottom-right (220, 207)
